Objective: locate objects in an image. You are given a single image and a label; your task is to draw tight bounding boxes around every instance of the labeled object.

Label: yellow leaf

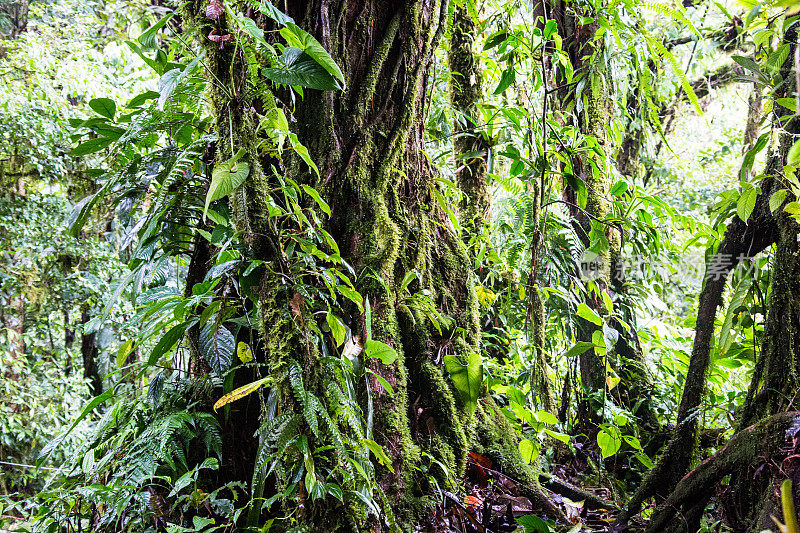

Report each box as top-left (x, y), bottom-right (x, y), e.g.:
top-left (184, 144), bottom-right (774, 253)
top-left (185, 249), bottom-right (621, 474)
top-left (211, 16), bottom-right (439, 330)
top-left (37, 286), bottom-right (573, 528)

top-left (237, 341), bottom-right (253, 363)
top-left (213, 377), bottom-right (269, 411)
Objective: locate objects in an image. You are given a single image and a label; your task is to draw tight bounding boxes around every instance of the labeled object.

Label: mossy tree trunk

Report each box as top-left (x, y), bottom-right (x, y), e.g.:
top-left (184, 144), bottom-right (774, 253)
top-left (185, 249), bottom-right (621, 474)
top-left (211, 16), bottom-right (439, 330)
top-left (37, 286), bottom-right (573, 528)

top-left (625, 33), bottom-right (797, 525)
top-left (543, 2), bottom-right (618, 429)
top-left (448, 2), bottom-right (490, 229)
top-left (185, 0), bottom-right (558, 528)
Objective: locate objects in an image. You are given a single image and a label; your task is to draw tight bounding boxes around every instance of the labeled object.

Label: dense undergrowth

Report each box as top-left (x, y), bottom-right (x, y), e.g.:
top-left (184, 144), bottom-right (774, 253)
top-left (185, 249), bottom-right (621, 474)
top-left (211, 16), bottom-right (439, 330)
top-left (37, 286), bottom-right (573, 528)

top-left (2, 0), bottom-right (800, 532)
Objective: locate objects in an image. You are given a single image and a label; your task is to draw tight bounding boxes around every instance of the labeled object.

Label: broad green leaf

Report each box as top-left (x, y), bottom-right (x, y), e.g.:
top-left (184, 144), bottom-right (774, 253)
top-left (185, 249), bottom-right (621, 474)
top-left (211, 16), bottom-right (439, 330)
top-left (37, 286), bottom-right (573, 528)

top-left (367, 369), bottom-right (394, 396)
top-left (494, 65), bottom-right (515, 94)
top-left (66, 188), bottom-right (108, 236)
top-left (89, 98), bottom-right (116, 120)
top-left (544, 429), bottom-right (570, 444)
top-left (789, 139), bottom-right (800, 166)
top-left (336, 285), bottom-right (363, 312)
top-left (71, 137), bottom-right (114, 156)
top-left (301, 184), bottom-right (331, 216)
top-left (564, 341), bottom-right (594, 358)
top-left (518, 439), bottom-right (538, 464)
top-left (536, 410), bottom-right (559, 425)
top-left (777, 98), bottom-right (797, 112)
top-left (148, 323), bottom-right (188, 365)
top-left (116, 340), bottom-right (133, 368)
top-left (597, 426), bottom-right (622, 459)
top-left (280, 23), bottom-right (345, 85)
top-left (785, 201), bottom-right (800, 222)
top-left (204, 148), bottom-right (250, 220)
top-left (199, 322), bottom-right (235, 375)
top-left (157, 68), bottom-right (181, 110)
top-left (443, 352), bottom-right (483, 414)
top-left (364, 339), bottom-right (397, 365)
top-left (770, 189), bottom-right (788, 212)
top-left (252, 0), bottom-right (295, 25)
top-left (484, 30), bottom-right (508, 50)
top-left (610, 180), bottom-right (628, 197)
top-left (156, 52), bottom-right (203, 111)
top-left (213, 377), bottom-right (270, 410)
top-left (576, 302), bottom-right (603, 326)
top-left (138, 12), bottom-right (174, 49)
top-left (364, 438), bottom-right (394, 472)
top-left (737, 187), bottom-right (758, 222)
top-left (263, 47), bottom-right (340, 90)
top-left (326, 313), bottom-right (346, 347)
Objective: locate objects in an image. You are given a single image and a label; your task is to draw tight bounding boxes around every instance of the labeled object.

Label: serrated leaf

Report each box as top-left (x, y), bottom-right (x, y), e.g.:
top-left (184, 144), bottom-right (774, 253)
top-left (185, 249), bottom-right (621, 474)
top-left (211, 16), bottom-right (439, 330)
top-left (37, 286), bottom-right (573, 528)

top-left (732, 55), bottom-right (764, 77)
top-left (89, 98), bottom-right (116, 120)
top-left (443, 352), bottom-right (483, 414)
top-left (199, 322), bottom-right (235, 375)
top-left (766, 44), bottom-right (790, 74)
top-left (576, 302), bottom-right (603, 326)
top-left (737, 187), bottom-right (758, 222)
top-left (204, 148), bottom-right (250, 220)
top-left (788, 140), bottom-right (800, 166)
top-left (364, 339), bottom-right (397, 365)
top-left (784, 201), bottom-right (800, 222)
top-left (214, 377), bottom-right (270, 410)
top-left (770, 189), bottom-right (788, 212)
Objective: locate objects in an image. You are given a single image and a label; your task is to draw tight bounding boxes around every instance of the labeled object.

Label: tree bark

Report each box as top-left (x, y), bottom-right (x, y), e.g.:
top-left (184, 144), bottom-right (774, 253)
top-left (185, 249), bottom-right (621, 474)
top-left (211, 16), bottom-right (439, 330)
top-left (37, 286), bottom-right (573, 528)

top-left (80, 305), bottom-right (103, 397)
top-left (448, 3), bottom-right (491, 228)
top-left (184, 1), bottom-right (559, 528)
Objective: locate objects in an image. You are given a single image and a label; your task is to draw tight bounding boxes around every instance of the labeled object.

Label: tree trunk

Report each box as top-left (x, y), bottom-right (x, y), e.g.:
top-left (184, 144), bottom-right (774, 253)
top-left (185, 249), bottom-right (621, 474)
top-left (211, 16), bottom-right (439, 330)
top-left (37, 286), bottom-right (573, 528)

top-left (80, 305), bottom-right (103, 397)
top-left (183, 0), bottom-right (559, 528)
top-left (448, 3), bottom-right (490, 228)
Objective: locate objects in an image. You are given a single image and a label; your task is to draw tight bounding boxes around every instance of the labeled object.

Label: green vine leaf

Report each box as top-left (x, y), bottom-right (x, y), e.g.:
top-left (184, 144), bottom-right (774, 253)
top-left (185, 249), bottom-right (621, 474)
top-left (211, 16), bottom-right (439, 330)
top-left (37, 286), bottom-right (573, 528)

top-left (443, 352), bottom-right (483, 414)
top-left (262, 47), bottom-right (341, 91)
top-left (364, 340), bottom-right (397, 365)
top-left (280, 23), bottom-right (345, 87)
top-left (204, 148), bottom-right (250, 220)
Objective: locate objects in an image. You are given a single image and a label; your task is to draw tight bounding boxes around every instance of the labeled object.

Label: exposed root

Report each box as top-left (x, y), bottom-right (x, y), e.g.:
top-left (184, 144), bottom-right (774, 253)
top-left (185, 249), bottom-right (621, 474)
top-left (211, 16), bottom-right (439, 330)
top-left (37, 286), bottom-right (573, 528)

top-left (644, 411), bottom-right (800, 533)
top-left (538, 472), bottom-right (619, 511)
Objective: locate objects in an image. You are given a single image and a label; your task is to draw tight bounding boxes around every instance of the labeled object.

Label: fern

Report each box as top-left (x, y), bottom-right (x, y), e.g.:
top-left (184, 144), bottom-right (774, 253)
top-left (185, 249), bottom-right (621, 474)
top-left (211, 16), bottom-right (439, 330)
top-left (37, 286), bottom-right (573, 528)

top-left (646, 32), bottom-right (703, 115)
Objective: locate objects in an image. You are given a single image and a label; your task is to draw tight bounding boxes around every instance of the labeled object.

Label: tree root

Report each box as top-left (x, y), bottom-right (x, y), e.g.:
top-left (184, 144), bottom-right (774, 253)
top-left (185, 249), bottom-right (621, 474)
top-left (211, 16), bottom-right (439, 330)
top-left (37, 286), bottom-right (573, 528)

top-left (644, 411), bottom-right (800, 533)
top-left (538, 472), bottom-right (619, 511)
